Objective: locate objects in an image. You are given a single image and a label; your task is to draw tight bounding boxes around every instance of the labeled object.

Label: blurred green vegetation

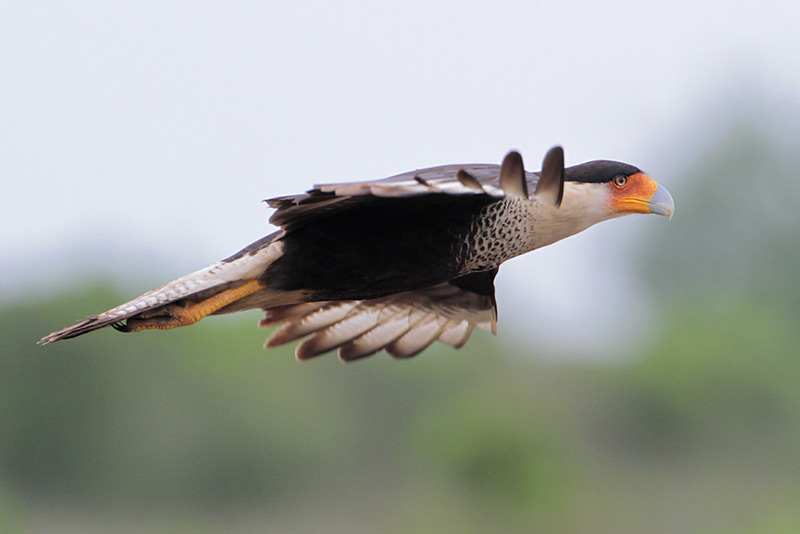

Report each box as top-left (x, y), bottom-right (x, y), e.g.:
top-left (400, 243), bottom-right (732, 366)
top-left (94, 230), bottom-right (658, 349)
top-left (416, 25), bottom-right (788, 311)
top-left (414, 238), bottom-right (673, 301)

top-left (2, 111), bottom-right (800, 533)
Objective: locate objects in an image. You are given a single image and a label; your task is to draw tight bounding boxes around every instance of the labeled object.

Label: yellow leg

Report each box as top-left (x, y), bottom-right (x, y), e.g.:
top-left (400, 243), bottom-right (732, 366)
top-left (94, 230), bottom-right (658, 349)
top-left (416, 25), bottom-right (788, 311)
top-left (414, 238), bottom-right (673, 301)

top-left (114, 278), bottom-right (266, 333)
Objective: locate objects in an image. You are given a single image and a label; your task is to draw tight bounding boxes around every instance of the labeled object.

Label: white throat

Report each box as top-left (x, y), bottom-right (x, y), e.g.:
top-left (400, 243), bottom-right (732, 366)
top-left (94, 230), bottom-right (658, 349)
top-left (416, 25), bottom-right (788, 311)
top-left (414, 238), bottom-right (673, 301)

top-left (521, 182), bottom-right (612, 250)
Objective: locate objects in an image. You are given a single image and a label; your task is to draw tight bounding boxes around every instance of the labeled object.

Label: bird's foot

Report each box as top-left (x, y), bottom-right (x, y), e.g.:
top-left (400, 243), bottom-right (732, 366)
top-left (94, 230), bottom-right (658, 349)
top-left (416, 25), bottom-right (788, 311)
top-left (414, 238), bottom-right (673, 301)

top-left (112, 278), bottom-right (266, 334)
top-left (112, 303), bottom-right (199, 332)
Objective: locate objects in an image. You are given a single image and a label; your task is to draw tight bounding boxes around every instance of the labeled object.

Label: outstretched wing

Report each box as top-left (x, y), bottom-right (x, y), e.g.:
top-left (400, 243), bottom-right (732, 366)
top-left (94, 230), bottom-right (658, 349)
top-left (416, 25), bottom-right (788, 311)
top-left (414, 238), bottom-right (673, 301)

top-left (267, 157), bottom-right (545, 230)
top-left (260, 270), bottom-right (498, 361)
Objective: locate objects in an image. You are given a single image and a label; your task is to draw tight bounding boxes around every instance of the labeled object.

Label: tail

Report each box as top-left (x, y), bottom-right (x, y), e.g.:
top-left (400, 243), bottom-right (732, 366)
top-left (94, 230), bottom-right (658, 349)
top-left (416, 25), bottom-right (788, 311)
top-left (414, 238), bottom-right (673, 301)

top-left (38, 233), bottom-right (285, 344)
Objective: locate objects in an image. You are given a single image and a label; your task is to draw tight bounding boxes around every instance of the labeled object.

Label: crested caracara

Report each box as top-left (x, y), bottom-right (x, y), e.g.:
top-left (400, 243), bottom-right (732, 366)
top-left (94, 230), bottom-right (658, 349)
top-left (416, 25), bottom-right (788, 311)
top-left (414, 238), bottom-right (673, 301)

top-left (40, 147), bottom-right (674, 361)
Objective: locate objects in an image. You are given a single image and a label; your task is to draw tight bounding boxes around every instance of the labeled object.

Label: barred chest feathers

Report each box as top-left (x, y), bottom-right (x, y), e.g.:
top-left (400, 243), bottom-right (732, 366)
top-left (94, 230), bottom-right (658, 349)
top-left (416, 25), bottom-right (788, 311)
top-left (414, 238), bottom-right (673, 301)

top-left (463, 182), bottom-right (611, 272)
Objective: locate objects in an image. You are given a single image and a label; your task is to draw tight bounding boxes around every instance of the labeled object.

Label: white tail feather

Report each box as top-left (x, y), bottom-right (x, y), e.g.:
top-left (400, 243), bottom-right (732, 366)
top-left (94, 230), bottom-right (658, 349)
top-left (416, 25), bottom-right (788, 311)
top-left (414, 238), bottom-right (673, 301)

top-left (39, 239), bottom-right (284, 344)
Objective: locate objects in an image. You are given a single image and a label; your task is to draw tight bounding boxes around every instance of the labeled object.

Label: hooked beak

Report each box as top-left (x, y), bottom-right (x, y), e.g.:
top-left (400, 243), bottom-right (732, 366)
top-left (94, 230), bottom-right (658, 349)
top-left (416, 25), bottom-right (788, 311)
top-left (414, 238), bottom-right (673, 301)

top-left (646, 185), bottom-right (675, 220)
top-left (614, 174), bottom-right (675, 220)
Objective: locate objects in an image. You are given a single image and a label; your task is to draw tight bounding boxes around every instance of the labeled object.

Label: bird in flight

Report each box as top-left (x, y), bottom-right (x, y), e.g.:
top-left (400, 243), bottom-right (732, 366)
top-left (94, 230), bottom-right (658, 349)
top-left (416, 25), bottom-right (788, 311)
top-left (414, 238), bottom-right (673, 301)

top-left (40, 147), bottom-right (674, 361)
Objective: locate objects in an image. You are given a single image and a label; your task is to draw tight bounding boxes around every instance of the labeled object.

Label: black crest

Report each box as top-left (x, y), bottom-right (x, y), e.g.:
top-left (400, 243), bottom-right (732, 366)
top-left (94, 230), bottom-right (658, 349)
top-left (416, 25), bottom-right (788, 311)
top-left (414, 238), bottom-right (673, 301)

top-left (565, 160), bottom-right (641, 184)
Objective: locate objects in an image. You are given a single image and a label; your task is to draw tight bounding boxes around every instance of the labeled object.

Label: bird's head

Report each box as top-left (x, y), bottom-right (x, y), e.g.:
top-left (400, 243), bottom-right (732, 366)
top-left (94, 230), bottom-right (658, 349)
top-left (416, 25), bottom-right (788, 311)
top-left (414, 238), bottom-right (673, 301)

top-left (563, 160), bottom-right (675, 220)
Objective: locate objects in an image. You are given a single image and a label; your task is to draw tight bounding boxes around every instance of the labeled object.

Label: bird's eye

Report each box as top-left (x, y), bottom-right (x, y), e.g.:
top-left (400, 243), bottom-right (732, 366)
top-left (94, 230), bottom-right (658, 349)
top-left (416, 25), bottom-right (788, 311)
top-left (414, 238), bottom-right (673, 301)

top-left (612, 175), bottom-right (628, 189)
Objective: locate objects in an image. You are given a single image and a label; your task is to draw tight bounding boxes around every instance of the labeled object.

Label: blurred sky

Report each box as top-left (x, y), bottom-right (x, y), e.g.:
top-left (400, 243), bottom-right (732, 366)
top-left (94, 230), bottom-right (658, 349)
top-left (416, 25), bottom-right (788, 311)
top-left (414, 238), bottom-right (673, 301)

top-left (3, 1), bottom-right (799, 353)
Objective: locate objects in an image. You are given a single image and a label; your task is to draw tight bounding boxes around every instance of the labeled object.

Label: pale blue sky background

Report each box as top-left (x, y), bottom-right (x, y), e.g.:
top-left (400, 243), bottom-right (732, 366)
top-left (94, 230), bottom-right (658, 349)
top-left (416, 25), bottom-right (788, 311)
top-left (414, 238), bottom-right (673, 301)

top-left (3, 1), bottom-right (799, 353)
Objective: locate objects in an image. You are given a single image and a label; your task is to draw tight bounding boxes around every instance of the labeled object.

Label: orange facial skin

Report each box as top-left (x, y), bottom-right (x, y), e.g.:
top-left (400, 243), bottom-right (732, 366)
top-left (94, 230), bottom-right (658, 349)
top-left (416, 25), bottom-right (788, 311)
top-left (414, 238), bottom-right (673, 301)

top-left (607, 172), bottom-right (662, 215)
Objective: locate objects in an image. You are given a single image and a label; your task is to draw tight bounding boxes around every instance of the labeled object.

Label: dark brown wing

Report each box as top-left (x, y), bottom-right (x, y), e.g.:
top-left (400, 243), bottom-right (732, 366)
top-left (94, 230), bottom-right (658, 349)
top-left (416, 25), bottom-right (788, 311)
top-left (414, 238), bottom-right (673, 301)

top-left (267, 158), bottom-right (546, 231)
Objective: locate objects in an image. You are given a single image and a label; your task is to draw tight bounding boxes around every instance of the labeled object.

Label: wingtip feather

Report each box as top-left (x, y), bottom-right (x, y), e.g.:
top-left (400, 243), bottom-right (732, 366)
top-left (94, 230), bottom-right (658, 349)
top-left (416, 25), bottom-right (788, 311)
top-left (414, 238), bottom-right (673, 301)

top-left (534, 145), bottom-right (565, 207)
top-left (499, 151), bottom-right (528, 199)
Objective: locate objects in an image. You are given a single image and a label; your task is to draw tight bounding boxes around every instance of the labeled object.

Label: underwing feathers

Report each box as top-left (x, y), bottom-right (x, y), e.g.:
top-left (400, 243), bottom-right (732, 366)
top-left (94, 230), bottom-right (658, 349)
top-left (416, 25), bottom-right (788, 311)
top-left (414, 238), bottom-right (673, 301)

top-left (261, 281), bottom-right (497, 362)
